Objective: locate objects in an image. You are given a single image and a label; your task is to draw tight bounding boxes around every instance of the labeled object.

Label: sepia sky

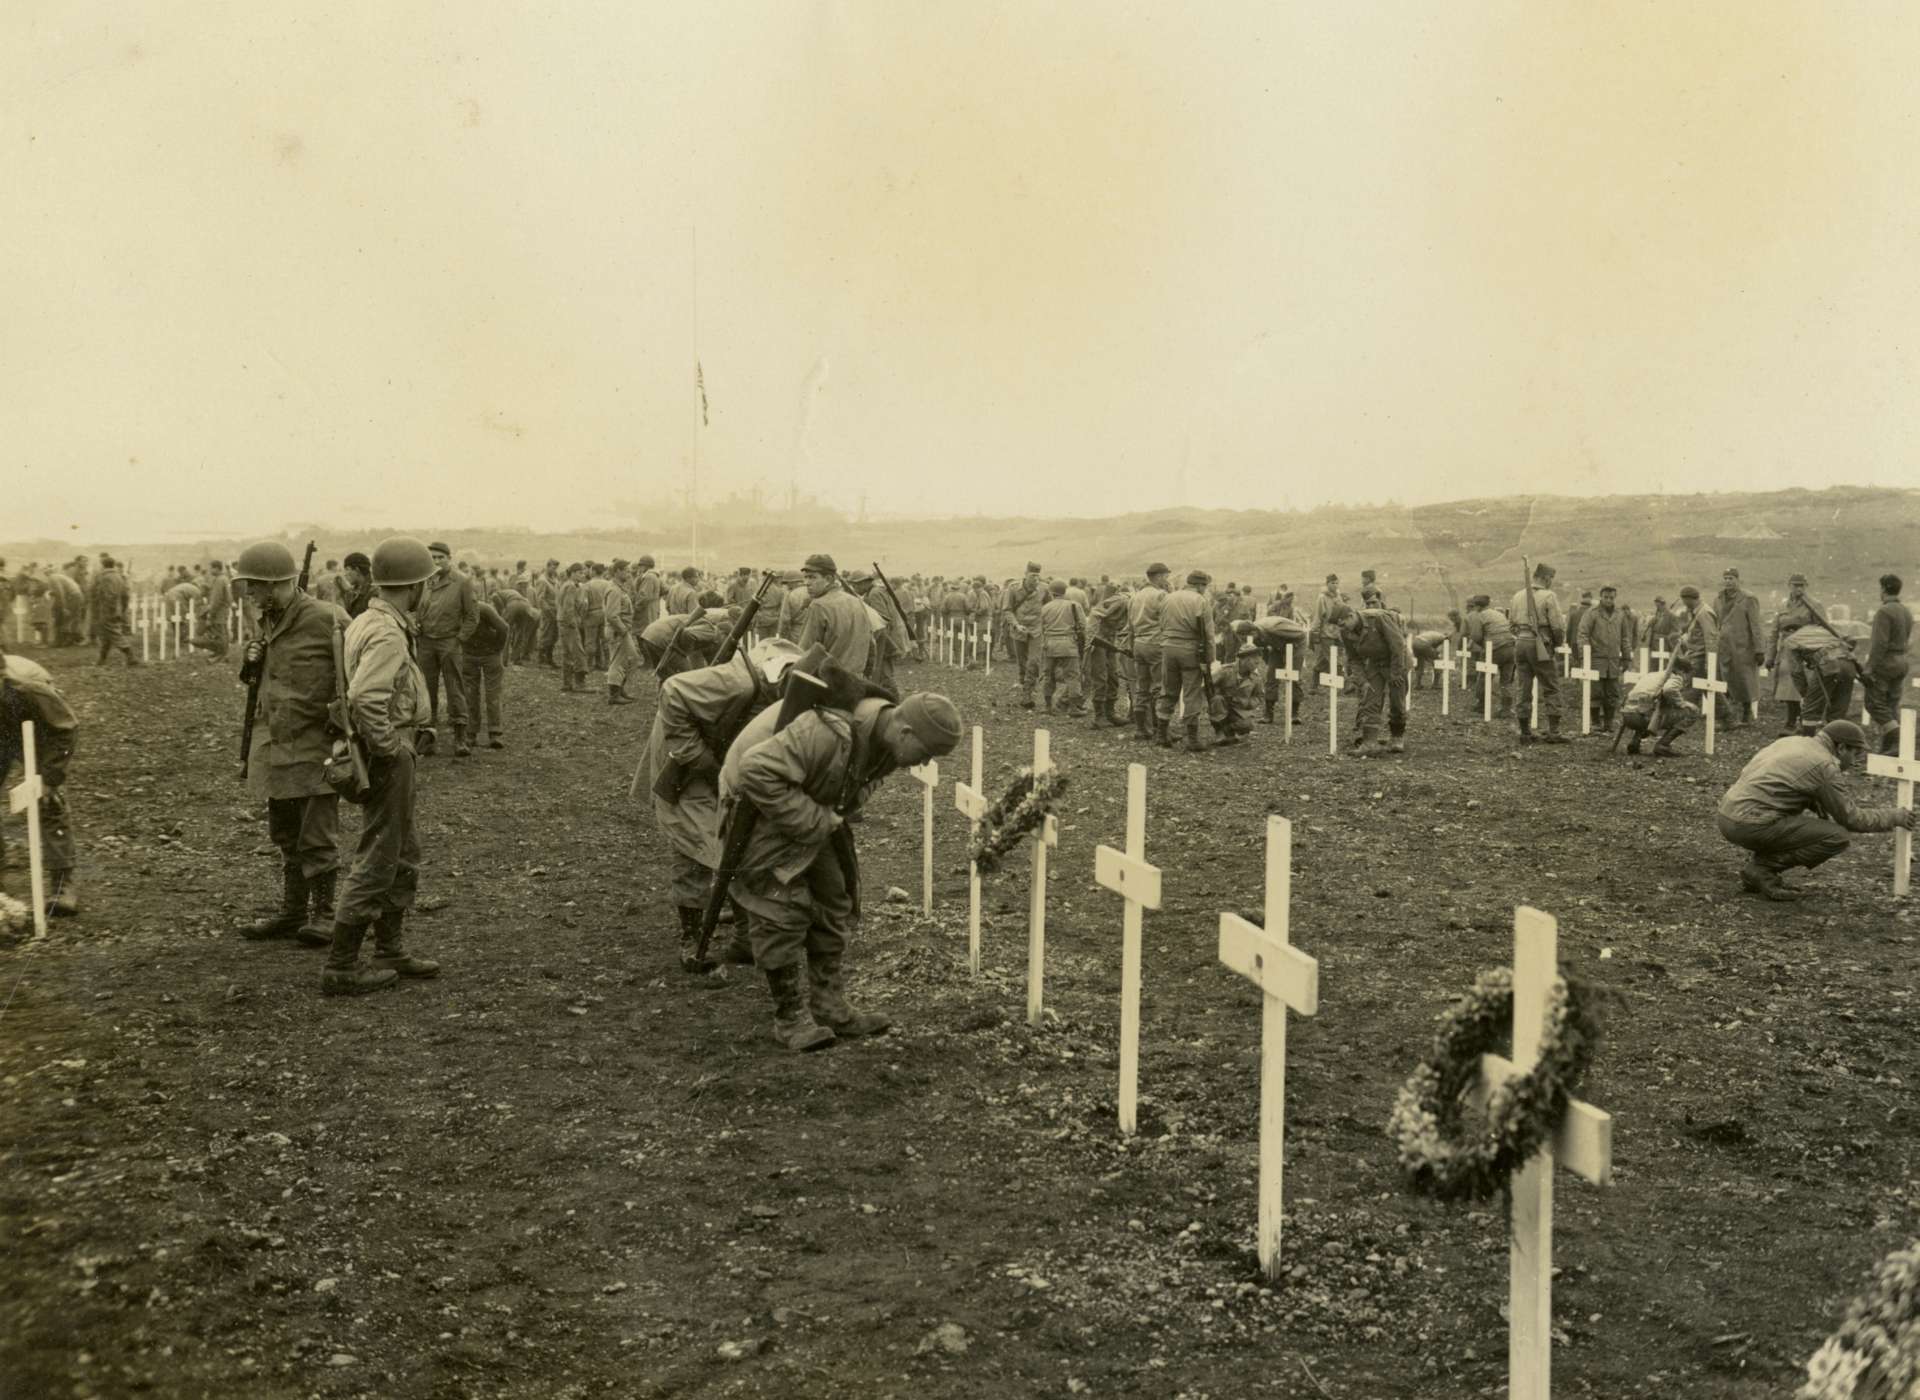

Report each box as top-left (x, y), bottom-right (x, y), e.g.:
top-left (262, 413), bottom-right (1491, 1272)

top-left (4, 1), bottom-right (1917, 542)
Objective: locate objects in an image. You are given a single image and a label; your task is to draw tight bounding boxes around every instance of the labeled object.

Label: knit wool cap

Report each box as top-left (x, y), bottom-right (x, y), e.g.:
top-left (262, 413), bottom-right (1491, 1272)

top-left (1679, 585), bottom-right (1700, 600)
top-left (343, 552), bottom-right (371, 572)
top-left (897, 692), bottom-right (964, 755)
top-left (1723, 567), bottom-right (1740, 579)
top-left (428, 541), bottom-right (452, 556)
top-left (845, 568), bottom-right (874, 585)
top-left (802, 553), bottom-right (837, 575)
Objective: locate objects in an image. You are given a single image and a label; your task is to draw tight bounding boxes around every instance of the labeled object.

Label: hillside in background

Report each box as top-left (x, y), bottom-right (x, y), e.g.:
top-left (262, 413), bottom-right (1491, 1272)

top-left (13, 484), bottom-right (1917, 623)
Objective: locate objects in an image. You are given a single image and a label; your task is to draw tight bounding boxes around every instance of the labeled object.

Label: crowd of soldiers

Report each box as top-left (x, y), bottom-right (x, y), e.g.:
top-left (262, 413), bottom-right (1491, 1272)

top-left (2, 544), bottom-right (1913, 987)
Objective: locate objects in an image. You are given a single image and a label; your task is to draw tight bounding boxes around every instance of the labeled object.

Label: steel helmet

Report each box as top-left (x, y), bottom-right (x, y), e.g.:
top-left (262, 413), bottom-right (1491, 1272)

top-left (1821, 720), bottom-right (1868, 751)
top-left (370, 536), bottom-right (436, 587)
top-left (233, 541), bottom-right (299, 582)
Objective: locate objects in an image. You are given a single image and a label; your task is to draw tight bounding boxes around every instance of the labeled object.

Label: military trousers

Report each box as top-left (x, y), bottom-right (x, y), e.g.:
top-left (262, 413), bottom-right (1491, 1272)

top-left (1156, 648), bottom-right (1208, 726)
top-left (1085, 646), bottom-right (1119, 710)
top-left (458, 650), bottom-right (506, 738)
top-left (1011, 635), bottom-right (1039, 701)
top-left (1715, 811), bottom-right (1850, 872)
top-left (510, 612), bottom-right (539, 663)
top-left (560, 623), bottom-right (589, 675)
top-left (735, 839), bottom-right (855, 973)
top-left (335, 748), bottom-right (421, 927)
top-left (1041, 653), bottom-right (1082, 710)
top-left (1512, 641), bottom-right (1561, 728)
top-left (605, 629), bottom-right (641, 693)
top-left (1719, 653), bottom-right (1760, 720)
top-left (585, 612), bottom-right (606, 669)
top-left (95, 621), bottom-right (135, 665)
top-left (1131, 646), bottom-right (1163, 721)
top-left (1863, 666), bottom-right (1910, 734)
top-left (538, 612), bottom-right (559, 664)
top-left (1796, 662), bottom-right (1854, 731)
top-left (267, 794), bottom-right (341, 880)
top-left (1355, 656), bottom-right (1407, 739)
top-left (416, 635), bottom-right (469, 731)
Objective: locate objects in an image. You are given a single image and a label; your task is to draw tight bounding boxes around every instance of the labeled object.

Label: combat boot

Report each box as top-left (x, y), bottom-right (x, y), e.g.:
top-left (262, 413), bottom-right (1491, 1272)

top-left (369, 909), bottom-right (440, 978)
top-left (46, 872), bottom-right (80, 918)
top-left (808, 954), bottom-right (891, 1037)
top-left (240, 869), bottom-right (309, 941)
top-left (298, 871), bottom-right (336, 948)
top-left (764, 964), bottom-right (836, 1052)
top-left (1517, 716), bottom-right (1535, 745)
top-left (1262, 699), bottom-right (1276, 725)
top-left (1132, 708), bottom-right (1154, 741)
top-left (1540, 716), bottom-right (1570, 745)
top-left (1089, 701), bottom-right (1109, 729)
top-left (608, 684), bottom-right (633, 707)
top-left (1065, 699), bottom-right (1090, 719)
top-left (1652, 731), bottom-right (1682, 758)
top-left (1386, 734), bottom-right (1406, 755)
top-left (677, 906), bottom-right (713, 973)
top-left (1779, 701), bottom-right (1801, 735)
top-left (1155, 718), bottom-right (1173, 748)
top-left (454, 726), bottom-right (472, 758)
top-left (1740, 860), bottom-right (1800, 900)
top-left (1184, 719), bottom-right (1207, 754)
top-left (319, 922), bottom-right (399, 996)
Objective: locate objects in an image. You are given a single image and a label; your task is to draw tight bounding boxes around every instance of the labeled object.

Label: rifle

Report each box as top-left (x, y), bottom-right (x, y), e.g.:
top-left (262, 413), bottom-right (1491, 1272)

top-left (693, 662), bottom-right (833, 968)
top-left (871, 562), bottom-right (918, 645)
top-left (239, 539), bottom-right (316, 779)
top-left (629, 572), bottom-right (777, 800)
top-left (1519, 555), bottom-right (1551, 664)
top-left (1091, 635), bottom-right (1133, 657)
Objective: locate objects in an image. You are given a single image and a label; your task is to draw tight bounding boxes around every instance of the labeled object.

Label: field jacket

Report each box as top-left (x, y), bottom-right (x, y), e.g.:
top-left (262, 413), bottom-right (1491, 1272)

top-left (246, 591), bottom-right (339, 799)
top-left (1717, 736), bottom-right (1901, 832)
top-left (345, 597), bottom-right (431, 758)
top-left (722, 698), bottom-right (897, 884)
top-left (646, 651), bottom-right (780, 865)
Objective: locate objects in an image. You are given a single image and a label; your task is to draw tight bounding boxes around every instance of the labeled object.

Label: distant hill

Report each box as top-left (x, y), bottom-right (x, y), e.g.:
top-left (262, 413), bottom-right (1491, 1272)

top-left (10, 485), bottom-right (1915, 624)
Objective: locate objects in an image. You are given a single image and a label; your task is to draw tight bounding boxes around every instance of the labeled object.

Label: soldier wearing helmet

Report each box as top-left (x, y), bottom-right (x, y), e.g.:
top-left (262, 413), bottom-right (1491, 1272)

top-left (1714, 719), bottom-right (1915, 900)
top-left (321, 536), bottom-right (442, 996)
top-left (232, 540), bottom-right (350, 948)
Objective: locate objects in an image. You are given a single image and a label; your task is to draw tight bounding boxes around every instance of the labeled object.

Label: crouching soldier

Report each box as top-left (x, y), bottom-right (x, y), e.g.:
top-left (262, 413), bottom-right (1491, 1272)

top-left (232, 541), bottom-right (345, 947)
top-left (322, 536), bottom-right (443, 996)
top-left (1618, 655), bottom-right (1698, 757)
top-left (721, 685), bottom-right (963, 1051)
top-left (645, 637), bottom-right (803, 972)
top-left (1208, 642), bottom-right (1261, 745)
top-left (1714, 720), bottom-right (1914, 900)
top-left (1331, 601), bottom-right (1408, 756)
top-left (0, 643), bottom-right (82, 916)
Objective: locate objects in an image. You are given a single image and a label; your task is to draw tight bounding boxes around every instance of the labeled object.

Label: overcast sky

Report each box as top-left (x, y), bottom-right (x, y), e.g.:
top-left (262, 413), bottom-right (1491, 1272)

top-left (5, 2), bottom-right (1916, 542)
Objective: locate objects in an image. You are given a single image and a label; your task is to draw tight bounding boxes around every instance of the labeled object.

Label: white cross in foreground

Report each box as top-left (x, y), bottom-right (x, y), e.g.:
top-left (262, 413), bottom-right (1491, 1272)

top-left (1321, 645), bottom-right (1345, 756)
top-left (1217, 816), bottom-right (1319, 1281)
top-left (909, 759), bottom-right (939, 915)
top-left (1095, 763), bottom-right (1162, 1135)
top-left (1866, 708), bottom-right (1916, 898)
top-left (1477, 642), bottom-right (1500, 723)
top-left (1025, 728), bottom-right (1060, 1027)
top-left (1477, 907), bottom-right (1614, 1400)
top-left (1439, 640), bottom-right (1452, 718)
top-left (951, 727), bottom-right (987, 974)
top-left (1569, 645), bottom-right (1601, 737)
top-left (1272, 643), bottom-right (1299, 745)
top-left (1693, 653), bottom-right (1729, 755)
top-left (8, 722), bottom-right (49, 941)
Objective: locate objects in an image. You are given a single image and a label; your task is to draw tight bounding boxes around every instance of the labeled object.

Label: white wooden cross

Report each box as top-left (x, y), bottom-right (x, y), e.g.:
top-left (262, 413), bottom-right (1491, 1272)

top-left (1025, 728), bottom-right (1061, 1027)
top-left (1478, 907), bottom-right (1614, 1400)
top-left (910, 760), bottom-right (939, 915)
top-left (1460, 640), bottom-right (1472, 692)
top-left (8, 721), bottom-right (49, 941)
top-left (1217, 815), bottom-right (1318, 1282)
top-left (983, 619), bottom-right (993, 677)
top-left (1530, 677), bottom-right (1540, 731)
top-left (1569, 645), bottom-right (1601, 737)
top-left (1866, 707), bottom-right (1916, 898)
top-left (1554, 641), bottom-right (1572, 678)
top-left (952, 727), bottom-right (987, 974)
top-left (1096, 763), bottom-right (1162, 1135)
top-left (1439, 641), bottom-right (1452, 717)
top-left (1693, 653), bottom-right (1729, 755)
top-left (186, 603), bottom-right (197, 649)
top-left (1651, 640), bottom-right (1671, 672)
top-left (10, 597), bottom-right (24, 644)
top-left (1622, 645), bottom-right (1651, 688)
top-left (139, 595), bottom-right (152, 662)
top-left (1477, 642), bottom-right (1500, 723)
top-left (1321, 644), bottom-right (1345, 755)
top-left (1273, 643), bottom-right (1299, 745)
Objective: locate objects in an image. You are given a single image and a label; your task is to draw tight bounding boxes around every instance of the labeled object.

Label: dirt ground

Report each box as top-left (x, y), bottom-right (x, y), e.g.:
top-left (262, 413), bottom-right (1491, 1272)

top-left (3, 640), bottom-right (1915, 1399)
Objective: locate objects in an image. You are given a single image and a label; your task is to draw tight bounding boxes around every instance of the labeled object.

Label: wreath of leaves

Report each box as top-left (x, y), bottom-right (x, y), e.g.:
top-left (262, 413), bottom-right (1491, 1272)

top-left (1798, 1239), bottom-right (1920, 1400)
top-left (1385, 967), bottom-right (1601, 1202)
top-left (967, 765), bottom-right (1068, 875)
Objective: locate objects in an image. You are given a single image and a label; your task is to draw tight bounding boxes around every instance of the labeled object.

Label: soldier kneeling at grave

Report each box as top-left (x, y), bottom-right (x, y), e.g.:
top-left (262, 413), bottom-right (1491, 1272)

top-left (1618, 654), bottom-right (1698, 758)
top-left (0, 642), bottom-right (81, 917)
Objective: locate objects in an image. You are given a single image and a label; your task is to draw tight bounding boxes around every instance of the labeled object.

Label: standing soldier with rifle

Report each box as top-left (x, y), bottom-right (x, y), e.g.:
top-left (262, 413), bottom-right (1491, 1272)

top-left (1510, 559), bottom-right (1570, 744)
top-left (718, 672), bottom-right (963, 1050)
top-left (1156, 569), bottom-right (1217, 753)
top-left (232, 540), bottom-right (346, 946)
top-left (845, 568), bottom-right (908, 695)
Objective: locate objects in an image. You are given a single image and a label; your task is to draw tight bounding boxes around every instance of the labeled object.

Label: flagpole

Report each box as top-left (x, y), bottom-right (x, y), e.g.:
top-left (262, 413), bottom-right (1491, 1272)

top-left (691, 223), bottom-right (699, 571)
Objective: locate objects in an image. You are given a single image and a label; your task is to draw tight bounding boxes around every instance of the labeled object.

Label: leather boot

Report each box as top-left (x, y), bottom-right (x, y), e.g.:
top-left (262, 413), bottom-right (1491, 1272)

top-left (1155, 718), bottom-right (1173, 748)
top-left (298, 871), bottom-right (336, 948)
top-left (1090, 701), bottom-right (1109, 728)
top-left (369, 910), bottom-right (440, 978)
top-left (1184, 719), bottom-right (1207, 753)
top-left (320, 922), bottom-right (399, 996)
top-left (241, 868), bottom-right (309, 941)
top-left (1540, 715), bottom-right (1570, 745)
top-left (1517, 715), bottom-right (1534, 744)
top-left (1386, 734), bottom-right (1406, 754)
top-left (1779, 701), bottom-right (1801, 735)
top-left (608, 685), bottom-right (633, 706)
top-left (808, 954), bottom-right (891, 1037)
top-left (764, 964), bottom-right (835, 1052)
top-left (677, 906), bottom-right (713, 973)
top-left (1132, 707), bottom-right (1154, 741)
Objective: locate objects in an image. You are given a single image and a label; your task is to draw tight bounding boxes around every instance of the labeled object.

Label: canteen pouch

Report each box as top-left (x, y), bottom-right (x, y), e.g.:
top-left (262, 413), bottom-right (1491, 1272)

top-left (322, 737), bottom-right (372, 805)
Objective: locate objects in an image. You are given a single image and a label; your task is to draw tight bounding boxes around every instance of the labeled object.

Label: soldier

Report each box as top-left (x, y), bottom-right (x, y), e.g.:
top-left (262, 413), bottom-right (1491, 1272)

top-left (89, 558), bottom-right (137, 666)
top-left (1620, 653), bottom-right (1697, 757)
top-left (1332, 599), bottom-right (1408, 755)
top-left (1003, 562), bottom-right (1046, 708)
top-left (1156, 570), bottom-right (1216, 753)
top-left (845, 568), bottom-right (909, 695)
top-left (722, 684), bottom-right (963, 1050)
top-left (1864, 574), bottom-right (1911, 753)
top-left (501, 590), bottom-right (539, 664)
top-left (1127, 563), bottom-right (1170, 741)
top-left (638, 595), bottom-right (730, 678)
top-left (51, 568), bottom-right (86, 646)
top-left (632, 555), bottom-right (663, 629)
top-left (164, 573), bottom-right (202, 654)
top-left (414, 542), bottom-right (476, 757)
top-left (724, 566), bottom-right (756, 608)
top-left (776, 571), bottom-right (812, 643)
top-left (1765, 573), bottom-right (1821, 733)
top-left (533, 559), bottom-right (561, 667)
top-left (1209, 641), bottom-right (1261, 744)
top-left (583, 563), bottom-right (614, 671)
top-left (1672, 585), bottom-right (1716, 671)
top-left (1463, 594), bottom-right (1516, 717)
top-left (1715, 567), bottom-right (1764, 729)
top-left (795, 555), bottom-right (872, 675)
top-left (1576, 585), bottom-right (1633, 733)
top-left (231, 541), bottom-right (343, 946)
top-left (1232, 599), bottom-right (1310, 725)
top-left (0, 642), bottom-right (82, 916)
top-left (646, 638), bottom-right (803, 971)
top-left (459, 597), bottom-right (510, 746)
top-left (603, 576), bottom-right (639, 705)
top-left (1308, 573), bottom-right (1344, 701)
top-left (323, 536), bottom-right (443, 995)
top-left (1714, 719), bottom-right (1914, 900)
top-left (667, 565), bottom-right (701, 617)
top-left (1509, 563), bottom-right (1570, 743)
top-left (1037, 579), bottom-right (1088, 716)
top-left (558, 563), bottom-right (591, 692)
top-left (1084, 585), bottom-right (1132, 727)
top-left (330, 552), bottom-right (372, 619)
top-left (192, 560), bottom-right (233, 659)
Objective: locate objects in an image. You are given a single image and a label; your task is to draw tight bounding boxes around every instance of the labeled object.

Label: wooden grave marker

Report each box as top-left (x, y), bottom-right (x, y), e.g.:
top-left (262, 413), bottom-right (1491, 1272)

top-left (1866, 707), bottom-right (1916, 898)
top-left (1439, 640), bottom-right (1451, 717)
top-left (1024, 728), bottom-right (1060, 1027)
top-left (910, 760), bottom-right (939, 915)
top-left (952, 727), bottom-right (988, 974)
top-left (1272, 643), bottom-right (1299, 745)
top-left (1569, 645), bottom-right (1600, 737)
top-left (8, 722), bottom-right (49, 941)
top-left (1554, 641), bottom-right (1572, 678)
top-left (1693, 653), bottom-right (1728, 755)
top-left (1095, 763), bottom-right (1162, 1135)
top-left (1477, 642), bottom-right (1500, 722)
top-left (1321, 644), bottom-right (1345, 755)
top-left (1217, 816), bottom-right (1318, 1281)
